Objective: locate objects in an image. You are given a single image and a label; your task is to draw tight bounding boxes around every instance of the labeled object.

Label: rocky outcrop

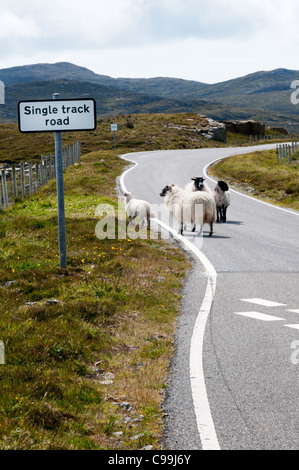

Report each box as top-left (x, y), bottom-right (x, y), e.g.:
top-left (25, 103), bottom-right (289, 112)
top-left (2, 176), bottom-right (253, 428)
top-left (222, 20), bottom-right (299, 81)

top-left (222, 119), bottom-right (265, 136)
top-left (199, 117), bottom-right (227, 142)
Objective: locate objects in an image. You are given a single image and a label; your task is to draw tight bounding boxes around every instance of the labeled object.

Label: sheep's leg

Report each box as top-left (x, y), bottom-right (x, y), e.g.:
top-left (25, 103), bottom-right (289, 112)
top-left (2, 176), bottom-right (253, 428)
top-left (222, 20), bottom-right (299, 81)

top-left (216, 207), bottom-right (221, 223)
top-left (128, 213), bottom-right (138, 225)
top-left (209, 222), bottom-right (213, 236)
top-left (191, 205), bottom-right (196, 232)
top-left (223, 206), bottom-right (227, 222)
top-left (179, 221), bottom-right (184, 235)
top-left (219, 206), bottom-right (225, 222)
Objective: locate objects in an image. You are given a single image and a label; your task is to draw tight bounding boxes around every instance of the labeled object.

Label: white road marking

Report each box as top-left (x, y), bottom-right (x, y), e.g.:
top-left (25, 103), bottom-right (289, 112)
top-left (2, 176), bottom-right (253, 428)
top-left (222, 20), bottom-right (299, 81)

top-left (235, 311), bottom-right (285, 321)
top-left (240, 298), bottom-right (287, 307)
top-left (120, 152), bottom-right (221, 451)
top-left (287, 309), bottom-right (299, 314)
top-left (120, 147), bottom-right (298, 451)
top-left (285, 324), bottom-right (299, 330)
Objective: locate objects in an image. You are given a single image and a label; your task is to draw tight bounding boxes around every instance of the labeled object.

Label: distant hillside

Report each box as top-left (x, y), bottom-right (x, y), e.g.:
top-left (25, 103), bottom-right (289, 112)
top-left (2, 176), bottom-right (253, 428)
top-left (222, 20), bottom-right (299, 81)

top-left (0, 62), bottom-right (298, 131)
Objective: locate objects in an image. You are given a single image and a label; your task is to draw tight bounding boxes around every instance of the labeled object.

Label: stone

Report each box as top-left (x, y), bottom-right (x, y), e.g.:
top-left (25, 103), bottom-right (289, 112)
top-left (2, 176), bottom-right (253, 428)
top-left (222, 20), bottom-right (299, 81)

top-left (222, 119), bottom-right (265, 136)
top-left (199, 118), bottom-right (227, 142)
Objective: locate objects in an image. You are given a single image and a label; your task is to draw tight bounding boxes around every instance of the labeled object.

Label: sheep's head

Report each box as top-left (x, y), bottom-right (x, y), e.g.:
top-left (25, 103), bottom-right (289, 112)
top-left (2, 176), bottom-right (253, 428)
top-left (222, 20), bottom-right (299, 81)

top-left (159, 184), bottom-right (174, 197)
top-left (124, 192), bottom-right (133, 200)
top-left (217, 181), bottom-right (229, 192)
top-left (191, 176), bottom-right (205, 191)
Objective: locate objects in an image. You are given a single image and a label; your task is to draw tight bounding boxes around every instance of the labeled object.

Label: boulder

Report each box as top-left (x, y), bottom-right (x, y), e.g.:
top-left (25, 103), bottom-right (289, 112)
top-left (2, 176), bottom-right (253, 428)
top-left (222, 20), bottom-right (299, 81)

top-left (222, 119), bottom-right (265, 136)
top-left (199, 117), bottom-right (227, 142)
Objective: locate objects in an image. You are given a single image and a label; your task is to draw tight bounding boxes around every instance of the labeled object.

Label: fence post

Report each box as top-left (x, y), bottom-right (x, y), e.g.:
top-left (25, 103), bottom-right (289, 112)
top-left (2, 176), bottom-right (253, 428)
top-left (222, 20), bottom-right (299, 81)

top-left (29, 162), bottom-right (33, 195)
top-left (20, 162), bottom-right (26, 198)
top-left (35, 162), bottom-right (40, 191)
top-left (12, 164), bottom-right (18, 198)
top-left (1, 170), bottom-right (8, 209)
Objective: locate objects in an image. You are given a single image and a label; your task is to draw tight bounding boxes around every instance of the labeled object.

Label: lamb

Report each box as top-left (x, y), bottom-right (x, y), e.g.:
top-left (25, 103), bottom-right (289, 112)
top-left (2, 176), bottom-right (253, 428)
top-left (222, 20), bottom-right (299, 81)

top-left (124, 192), bottom-right (155, 229)
top-left (185, 176), bottom-right (212, 193)
top-left (159, 184), bottom-right (216, 236)
top-left (213, 181), bottom-right (231, 223)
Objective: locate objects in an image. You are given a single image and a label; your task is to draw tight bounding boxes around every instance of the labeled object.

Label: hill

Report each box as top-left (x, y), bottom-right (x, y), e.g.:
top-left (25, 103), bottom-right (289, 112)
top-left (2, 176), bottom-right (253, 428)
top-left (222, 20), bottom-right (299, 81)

top-left (0, 62), bottom-right (298, 131)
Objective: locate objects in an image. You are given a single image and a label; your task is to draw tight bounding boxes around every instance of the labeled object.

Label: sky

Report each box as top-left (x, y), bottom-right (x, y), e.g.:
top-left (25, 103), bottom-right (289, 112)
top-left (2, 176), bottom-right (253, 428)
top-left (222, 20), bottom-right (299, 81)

top-left (0, 0), bottom-right (298, 84)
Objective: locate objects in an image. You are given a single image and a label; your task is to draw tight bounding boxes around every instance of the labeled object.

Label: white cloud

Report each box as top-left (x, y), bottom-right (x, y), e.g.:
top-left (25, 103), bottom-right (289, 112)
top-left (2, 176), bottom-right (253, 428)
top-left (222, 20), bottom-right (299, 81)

top-left (0, 9), bottom-right (40, 39)
top-left (0, 0), bottom-right (298, 82)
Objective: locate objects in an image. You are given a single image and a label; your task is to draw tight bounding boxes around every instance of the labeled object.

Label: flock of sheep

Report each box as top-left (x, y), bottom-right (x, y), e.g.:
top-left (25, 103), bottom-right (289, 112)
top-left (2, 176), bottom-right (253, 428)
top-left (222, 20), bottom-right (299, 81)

top-left (124, 176), bottom-right (231, 237)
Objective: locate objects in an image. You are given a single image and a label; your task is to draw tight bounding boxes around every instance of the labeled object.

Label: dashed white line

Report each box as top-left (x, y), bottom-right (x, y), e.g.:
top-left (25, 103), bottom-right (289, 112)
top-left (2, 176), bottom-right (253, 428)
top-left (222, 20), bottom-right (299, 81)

top-left (240, 298), bottom-right (287, 308)
top-left (287, 309), bottom-right (299, 314)
top-left (285, 324), bottom-right (299, 330)
top-left (235, 311), bottom-right (285, 322)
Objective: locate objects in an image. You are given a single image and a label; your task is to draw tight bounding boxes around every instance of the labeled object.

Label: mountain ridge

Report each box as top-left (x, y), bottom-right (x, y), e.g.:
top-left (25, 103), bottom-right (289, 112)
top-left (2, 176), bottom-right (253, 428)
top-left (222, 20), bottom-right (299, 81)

top-left (0, 62), bottom-right (298, 131)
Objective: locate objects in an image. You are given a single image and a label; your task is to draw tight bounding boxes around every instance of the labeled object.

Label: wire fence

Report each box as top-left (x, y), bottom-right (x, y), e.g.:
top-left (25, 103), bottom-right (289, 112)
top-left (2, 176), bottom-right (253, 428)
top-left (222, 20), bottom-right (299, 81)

top-left (276, 141), bottom-right (299, 163)
top-left (0, 140), bottom-right (81, 212)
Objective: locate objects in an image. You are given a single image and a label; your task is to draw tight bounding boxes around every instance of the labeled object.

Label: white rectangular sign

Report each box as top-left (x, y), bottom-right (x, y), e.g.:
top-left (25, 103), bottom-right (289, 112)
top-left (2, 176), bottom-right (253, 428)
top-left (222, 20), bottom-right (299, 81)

top-left (111, 123), bottom-right (118, 131)
top-left (18, 98), bottom-right (97, 133)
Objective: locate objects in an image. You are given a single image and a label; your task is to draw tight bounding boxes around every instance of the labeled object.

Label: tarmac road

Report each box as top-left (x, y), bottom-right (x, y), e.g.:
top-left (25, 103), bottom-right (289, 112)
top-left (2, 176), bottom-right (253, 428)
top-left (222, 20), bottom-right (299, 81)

top-left (120, 145), bottom-right (299, 450)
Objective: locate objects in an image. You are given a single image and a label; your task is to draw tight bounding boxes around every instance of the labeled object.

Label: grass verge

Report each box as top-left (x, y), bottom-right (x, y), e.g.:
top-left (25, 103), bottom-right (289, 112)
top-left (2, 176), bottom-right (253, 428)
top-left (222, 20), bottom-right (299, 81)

top-left (0, 146), bottom-right (192, 450)
top-left (209, 148), bottom-right (299, 211)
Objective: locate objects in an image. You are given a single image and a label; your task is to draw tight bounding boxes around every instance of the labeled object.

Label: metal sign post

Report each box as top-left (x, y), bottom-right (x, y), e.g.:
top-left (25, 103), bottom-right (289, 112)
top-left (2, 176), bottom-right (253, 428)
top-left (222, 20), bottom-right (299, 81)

top-left (111, 123), bottom-right (118, 149)
top-left (53, 93), bottom-right (67, 268)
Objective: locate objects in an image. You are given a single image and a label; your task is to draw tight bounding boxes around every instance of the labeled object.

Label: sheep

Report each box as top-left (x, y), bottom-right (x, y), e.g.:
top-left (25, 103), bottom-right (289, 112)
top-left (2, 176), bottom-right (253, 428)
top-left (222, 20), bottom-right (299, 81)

top-left (185, 176), bottom-right (212, 193)
top-left (213, 181), bottom-right (231, 223)
top-left (124, 192), bottom-right (155, 229)
top-left (159, 184), bottom-right (216, 236)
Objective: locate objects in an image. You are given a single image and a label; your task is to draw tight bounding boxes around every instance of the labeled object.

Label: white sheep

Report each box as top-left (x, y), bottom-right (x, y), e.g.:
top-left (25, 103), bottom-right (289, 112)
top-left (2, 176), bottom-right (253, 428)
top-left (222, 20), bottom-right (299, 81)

top-left (185, 176), bottom-right (212, 193)
top-left (213, 181), bottom-right (231, 223)
top-left (159, 184), bottom-right (216, 236)
top-left (124, 192), bottom-right (155, 229)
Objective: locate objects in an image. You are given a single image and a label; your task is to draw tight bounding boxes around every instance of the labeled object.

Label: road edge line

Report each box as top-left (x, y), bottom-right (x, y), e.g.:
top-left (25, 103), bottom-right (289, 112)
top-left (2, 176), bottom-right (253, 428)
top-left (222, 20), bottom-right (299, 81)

top-left (119, 152), bottom-right (220, 451)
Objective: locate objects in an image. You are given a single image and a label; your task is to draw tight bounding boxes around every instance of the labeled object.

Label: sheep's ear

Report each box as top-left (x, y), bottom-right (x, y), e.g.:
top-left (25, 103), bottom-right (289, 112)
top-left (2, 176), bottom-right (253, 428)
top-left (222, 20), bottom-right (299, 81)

top-left (191, 177), bottom-right (196, 181)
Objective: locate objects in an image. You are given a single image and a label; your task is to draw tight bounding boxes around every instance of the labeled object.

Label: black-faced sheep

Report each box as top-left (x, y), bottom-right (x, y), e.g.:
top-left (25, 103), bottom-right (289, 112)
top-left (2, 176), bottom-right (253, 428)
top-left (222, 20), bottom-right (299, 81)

top-left (124, 192), bottom-right (155, 229)
top-left (214, 181), bottom-right (231, 223)
top-left (185, 176), bottom-right (212, 193)
top-left (159, 184), bottom-right (216, 236)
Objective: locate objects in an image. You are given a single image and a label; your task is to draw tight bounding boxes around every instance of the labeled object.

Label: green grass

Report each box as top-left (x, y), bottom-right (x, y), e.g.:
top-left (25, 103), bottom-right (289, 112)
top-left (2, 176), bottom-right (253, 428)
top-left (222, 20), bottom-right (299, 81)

top-left (0, 113), bottom-right (217, 164)
top-left (0, 112), bottom-right (297, 450)
top-left (209, 148), bottom-right (299, 210)
top-left (0, 137), bottom-right (192, 449)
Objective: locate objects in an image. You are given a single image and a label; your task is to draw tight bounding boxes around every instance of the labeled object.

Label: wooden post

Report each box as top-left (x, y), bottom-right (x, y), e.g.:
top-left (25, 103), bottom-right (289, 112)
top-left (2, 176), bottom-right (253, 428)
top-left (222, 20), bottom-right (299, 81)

top-left (20, 161), bottom-right (26, 198)
top-left (29, 162), bottom-right (33, 195)
top-left (1, 170), bottom-right (8, 209)
top-left (12, 164), bottom-right (18, 198)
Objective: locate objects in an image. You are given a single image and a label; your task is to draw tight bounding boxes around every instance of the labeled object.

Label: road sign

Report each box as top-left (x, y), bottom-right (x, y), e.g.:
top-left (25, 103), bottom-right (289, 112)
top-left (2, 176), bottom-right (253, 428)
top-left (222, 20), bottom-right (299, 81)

top-left (18, 98), bottom-right (97, 133)
top-left (111, 123), bottom-right (118, 149)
